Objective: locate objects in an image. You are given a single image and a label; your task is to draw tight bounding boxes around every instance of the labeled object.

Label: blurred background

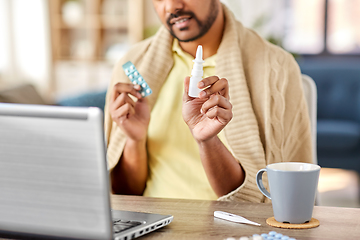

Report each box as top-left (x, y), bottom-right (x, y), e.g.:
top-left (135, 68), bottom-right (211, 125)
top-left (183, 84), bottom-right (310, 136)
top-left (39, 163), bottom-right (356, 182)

top-left (0, 0), bottom-right (359, 208)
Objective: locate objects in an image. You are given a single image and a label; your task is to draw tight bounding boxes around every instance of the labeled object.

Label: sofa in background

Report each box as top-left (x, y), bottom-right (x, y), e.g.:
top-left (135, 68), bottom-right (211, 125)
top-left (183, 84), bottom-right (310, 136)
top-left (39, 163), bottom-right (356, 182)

top-left (0, 83), bottom-right (107, 113)
top-left (0, 84), bottom-right (49, 105)
top-left (299, 57), bottom-right (360, 199)
top-left (56, 89), bottom-right (107, 113)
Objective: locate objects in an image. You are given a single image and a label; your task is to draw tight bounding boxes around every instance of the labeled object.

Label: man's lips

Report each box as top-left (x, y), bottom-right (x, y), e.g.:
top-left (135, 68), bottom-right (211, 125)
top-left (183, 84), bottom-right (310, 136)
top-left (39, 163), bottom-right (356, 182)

top-left (169, 16), bottom-right (192, 25)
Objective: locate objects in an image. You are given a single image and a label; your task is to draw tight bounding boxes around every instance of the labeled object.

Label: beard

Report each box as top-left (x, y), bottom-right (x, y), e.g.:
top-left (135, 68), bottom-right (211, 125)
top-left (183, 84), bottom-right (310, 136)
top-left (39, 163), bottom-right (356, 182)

top-left (166, 0), bottom-right (219, 42)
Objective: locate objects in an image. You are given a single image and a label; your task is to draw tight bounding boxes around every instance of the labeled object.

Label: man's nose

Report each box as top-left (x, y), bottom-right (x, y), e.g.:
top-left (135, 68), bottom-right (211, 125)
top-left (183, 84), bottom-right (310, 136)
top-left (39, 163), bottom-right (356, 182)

top-left (164, 0), bottom-right (184, 14)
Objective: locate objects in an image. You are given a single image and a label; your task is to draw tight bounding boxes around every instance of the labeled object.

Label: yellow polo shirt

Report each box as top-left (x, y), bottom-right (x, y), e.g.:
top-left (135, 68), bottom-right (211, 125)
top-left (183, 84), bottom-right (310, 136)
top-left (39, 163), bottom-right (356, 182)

top-left (143, 40), bottom-right (224, 200)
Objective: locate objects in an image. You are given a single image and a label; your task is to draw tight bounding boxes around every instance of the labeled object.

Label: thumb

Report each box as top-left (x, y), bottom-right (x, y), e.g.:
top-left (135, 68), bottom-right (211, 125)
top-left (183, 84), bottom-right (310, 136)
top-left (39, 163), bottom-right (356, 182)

top-left (183, 76), bottom-right (193, 101)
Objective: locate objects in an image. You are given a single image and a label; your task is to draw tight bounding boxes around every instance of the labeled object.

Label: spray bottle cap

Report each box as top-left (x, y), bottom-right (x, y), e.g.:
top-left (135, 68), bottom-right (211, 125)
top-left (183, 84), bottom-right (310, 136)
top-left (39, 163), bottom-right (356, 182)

top-left (188, 45), bottom-right (204, 98)
top-left (193, 45), bottom-right (205, 63)
top-left (191, 45), bottom-right (204, 77)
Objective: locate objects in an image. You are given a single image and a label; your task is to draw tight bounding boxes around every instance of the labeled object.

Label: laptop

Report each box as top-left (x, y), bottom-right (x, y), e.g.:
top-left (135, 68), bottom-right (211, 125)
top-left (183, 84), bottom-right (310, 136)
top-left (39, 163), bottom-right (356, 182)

top-left (0, 103), bottom-right (173, 240)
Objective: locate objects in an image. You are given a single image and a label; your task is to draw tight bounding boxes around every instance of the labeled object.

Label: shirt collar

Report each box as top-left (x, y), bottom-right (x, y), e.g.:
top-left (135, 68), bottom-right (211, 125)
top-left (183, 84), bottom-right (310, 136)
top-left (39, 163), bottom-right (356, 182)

top-left (172, 38), bottom-right (216, 68)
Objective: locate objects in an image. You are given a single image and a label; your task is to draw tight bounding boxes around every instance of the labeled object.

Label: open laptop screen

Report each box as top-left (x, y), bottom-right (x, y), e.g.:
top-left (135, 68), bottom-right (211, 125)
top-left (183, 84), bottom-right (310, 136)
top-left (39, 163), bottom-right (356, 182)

top-left (0, 104), bottom-right (112, 240)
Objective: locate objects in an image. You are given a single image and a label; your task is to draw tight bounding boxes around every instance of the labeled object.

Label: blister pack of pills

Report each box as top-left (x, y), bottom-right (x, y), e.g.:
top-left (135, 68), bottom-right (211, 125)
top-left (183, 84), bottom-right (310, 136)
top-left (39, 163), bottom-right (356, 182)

top-left (226, 231), bottom-right (296, 240)
top-left (122, 61), bottom-right (152, 98)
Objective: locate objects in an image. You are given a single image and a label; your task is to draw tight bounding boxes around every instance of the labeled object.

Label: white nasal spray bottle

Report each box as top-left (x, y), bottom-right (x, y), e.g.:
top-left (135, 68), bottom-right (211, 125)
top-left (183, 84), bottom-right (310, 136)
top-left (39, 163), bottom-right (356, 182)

top-left (188, 45), bottom-right (205, 98)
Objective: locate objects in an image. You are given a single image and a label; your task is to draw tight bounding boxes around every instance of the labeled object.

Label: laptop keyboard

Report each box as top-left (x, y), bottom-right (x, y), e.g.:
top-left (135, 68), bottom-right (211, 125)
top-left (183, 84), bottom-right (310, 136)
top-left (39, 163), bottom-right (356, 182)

top-left (113, 219), bottom-right (142, 234)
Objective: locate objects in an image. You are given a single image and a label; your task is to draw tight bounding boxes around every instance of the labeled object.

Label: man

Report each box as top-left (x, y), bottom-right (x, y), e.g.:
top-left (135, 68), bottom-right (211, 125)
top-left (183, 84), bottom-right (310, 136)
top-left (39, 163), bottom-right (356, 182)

top-left (104, 0), bottom-right (313, 202)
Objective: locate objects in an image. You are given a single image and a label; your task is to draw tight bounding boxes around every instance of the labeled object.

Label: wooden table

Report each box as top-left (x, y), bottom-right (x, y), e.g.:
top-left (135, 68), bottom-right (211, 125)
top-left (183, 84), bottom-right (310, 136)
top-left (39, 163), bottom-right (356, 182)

top-left (111, 195), bottom-right (360, 240)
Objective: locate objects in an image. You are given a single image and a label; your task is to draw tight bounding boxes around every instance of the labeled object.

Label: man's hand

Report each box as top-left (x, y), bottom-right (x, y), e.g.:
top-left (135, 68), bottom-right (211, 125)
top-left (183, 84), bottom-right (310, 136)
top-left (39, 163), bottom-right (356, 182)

top-left (109, 83), bottom-right (150, 141)
top-left (182, 76), bottom-right (233, 142)
top-left (183, 76), bottom-right (244, 197)
top-left (109, 82), bottom-right (150, 195)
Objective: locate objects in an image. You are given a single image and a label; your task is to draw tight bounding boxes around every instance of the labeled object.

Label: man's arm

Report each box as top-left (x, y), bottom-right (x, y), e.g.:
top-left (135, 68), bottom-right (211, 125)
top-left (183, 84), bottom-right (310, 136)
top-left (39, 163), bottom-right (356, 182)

top-left (111, 139), bottom-right (148, 195)
top-left (183, 76), bottom-right (245, 197)
top-left (108, 83), bottom-right (151, 195)
top-left (197, 136), bottom-right (245, 197)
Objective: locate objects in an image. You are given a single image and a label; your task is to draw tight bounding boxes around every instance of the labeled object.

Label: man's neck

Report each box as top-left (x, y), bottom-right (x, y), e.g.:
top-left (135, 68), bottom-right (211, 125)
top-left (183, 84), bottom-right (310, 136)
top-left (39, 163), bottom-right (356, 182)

top-left (178, 6), bottom-right (224, 59)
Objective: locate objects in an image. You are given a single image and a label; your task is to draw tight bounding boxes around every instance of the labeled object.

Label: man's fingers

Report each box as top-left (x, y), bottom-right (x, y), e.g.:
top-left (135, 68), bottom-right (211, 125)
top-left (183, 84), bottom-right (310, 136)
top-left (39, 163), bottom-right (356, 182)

top-left (183, 76), bottom-right (194, 101)
top-left (204, 106), bottom-right (232, 123)
top-left (110, 83), bottom-right (142, 103)
top-left (109, 82), bottom-right (142, 122)
top-left (201, 95), bottom-right (232, 114)
top-left (198, 77), bottom-right (229, 99)
top-left (111, 102), bottom-right (136, 123)
top-left (198, 76), bottom-right (221, 88)
top-left (110, 92), bottom-right (136, 112)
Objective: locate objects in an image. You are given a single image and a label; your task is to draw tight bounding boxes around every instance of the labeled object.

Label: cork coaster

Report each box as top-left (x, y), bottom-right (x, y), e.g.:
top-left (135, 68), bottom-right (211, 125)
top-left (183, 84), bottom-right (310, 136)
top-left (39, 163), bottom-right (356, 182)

top-left (266, 217), bottom-right (320, 229)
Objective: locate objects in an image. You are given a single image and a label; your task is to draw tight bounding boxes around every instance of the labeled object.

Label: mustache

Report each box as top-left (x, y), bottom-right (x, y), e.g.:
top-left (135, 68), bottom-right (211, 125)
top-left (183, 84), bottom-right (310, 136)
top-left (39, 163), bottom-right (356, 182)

top-left (166, 10), bottom-right (195, 27)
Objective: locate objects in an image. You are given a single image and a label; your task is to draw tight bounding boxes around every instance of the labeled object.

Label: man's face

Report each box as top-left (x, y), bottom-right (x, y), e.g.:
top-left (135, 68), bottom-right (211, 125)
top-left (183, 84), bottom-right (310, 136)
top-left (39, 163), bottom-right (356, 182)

top-left (152, 0), bottom-right (220, 42)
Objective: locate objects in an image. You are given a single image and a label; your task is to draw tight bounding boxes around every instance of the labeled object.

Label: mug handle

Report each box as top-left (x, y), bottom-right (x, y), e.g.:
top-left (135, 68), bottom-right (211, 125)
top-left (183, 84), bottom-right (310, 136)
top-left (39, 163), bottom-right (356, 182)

top-left (256, 169), bottom-right (271, 200)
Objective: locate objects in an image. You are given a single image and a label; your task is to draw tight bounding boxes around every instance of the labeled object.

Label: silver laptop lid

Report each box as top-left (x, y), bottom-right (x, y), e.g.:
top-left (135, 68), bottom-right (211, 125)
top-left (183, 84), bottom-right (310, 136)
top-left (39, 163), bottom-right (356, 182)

top-left (0, 103), bottom-right (113, 240)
